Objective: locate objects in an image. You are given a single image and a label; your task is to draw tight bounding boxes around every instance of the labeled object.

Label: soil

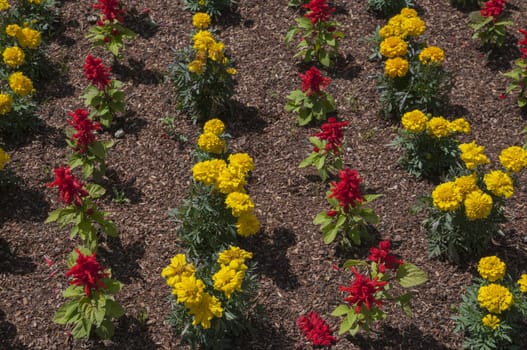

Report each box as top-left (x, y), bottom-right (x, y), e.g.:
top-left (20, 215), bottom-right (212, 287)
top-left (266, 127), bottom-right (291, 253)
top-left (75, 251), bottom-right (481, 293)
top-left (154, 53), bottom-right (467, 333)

top-left (1, 0), bottom-right (527, 349)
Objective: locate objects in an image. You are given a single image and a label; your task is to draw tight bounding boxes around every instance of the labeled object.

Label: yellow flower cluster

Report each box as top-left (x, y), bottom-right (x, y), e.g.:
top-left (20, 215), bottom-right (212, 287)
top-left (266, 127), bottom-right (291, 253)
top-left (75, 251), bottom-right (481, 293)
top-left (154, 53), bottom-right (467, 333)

top-left (8, 72), bottom-right (34, 96)
top-left (401, 109), bottom-right (470, 137)
top-left (0, 148), bottom-right (10, 170)
top-left (464, 189), bottom-right (492, 220)
top-left (0, 0), bottom-right (9, 11)
top-left (449, 118), bottom-right (471, 134)
top-left (3, 46), bottom-right (25, 68)
top-left (459, 141), bottom-right (489, 170)
top-left (432, 182), bottom-right (462, 211)
top-left (401, 109), bottom-right (427, 132)
top-left (481, 314), bottom-right (500, 330)
top-left (384, 57), bottom-right (408, 78)
top-left (426, 116), bottom-right (450, 138)
top-left (225, 191), bottom-right (254, 217)
top-left (192, 12), bottom-right (211, 30)
top-left (16, 27), bottom-right (41, 49)
top-left (213, 246), bottom-right (253, 299)
top-left (499, 146), bottom-right (527, 173)
top-left (483, 170), bottom-right (514, 198)
top-left (198, 132), bottom-right (225, 154)
top-left (0, 93), bottom-right (13, 115)
top-left (419, 46), bottom-right (445, 65)
top-left (189, 30), bottom-right (230, 74)
top-left (379, 36), bottom-right (408, 58)
top-left (162, 254), bottom-right (223, 329)
top-left (203, 118), bottom-right (224, 135)
top-left (379, 8), bottom-right (426, 39)
top-left (6, 24), bottom-right (20, 37)
top-left (518, 274), bottom-right (527, 293)
top-left (478, 283), bottom-right (514, 314)
top-left (454, 174), bottom-right (478, 197)
top-left (478, 256), bottom-right (506, 282)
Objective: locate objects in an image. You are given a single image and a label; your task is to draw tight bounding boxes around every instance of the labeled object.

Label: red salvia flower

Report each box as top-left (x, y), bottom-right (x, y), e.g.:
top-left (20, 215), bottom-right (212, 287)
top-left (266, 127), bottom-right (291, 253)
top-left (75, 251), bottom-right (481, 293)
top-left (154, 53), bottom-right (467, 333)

top-left (328, 168), bottom-right (364, 212)
top-left (297, 311), bottom-right (337, 347)
top-left (367, 240), bottom-right (404, 273)
top-left (299, 66), bottom-right (331, 97)
top-left (92, 0), bottom-right (125, 24)
top-left (303, 0), bottom-right (335, 25)
top-left (47, 166), bottom-right (89, 206)
top-left (313, 117), bottom-right (349, 154)
top-left (84, 55), bottom-right (111, 90)
top-left (339, 267), bottom-right (388, 313)
top-left (480, 0), bottom-right (507, 20)
top-left (66, 248), bottom-right (109, 297)
top-left (68, 109), bottom-right (101, 154)
top-left (518, 28), bottom-right (527, 59)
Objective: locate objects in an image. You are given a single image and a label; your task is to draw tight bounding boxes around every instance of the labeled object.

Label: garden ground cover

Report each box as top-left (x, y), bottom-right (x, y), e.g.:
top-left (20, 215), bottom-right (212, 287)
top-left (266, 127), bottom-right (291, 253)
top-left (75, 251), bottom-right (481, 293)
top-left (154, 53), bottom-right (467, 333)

top-left (1, 0), bottom-right (526, 349)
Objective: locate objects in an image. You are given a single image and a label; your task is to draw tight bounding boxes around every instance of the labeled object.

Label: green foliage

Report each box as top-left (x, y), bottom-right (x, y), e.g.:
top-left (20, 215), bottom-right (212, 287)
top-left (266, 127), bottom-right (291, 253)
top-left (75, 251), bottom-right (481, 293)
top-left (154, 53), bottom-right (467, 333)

top-left (366, 0), bottom-right (414, 18)
top-left (82, 80), bottom-right (126, 128)
top-left (167, 46), bottom-right (235, 123)
top-left (503, 59), bottom-right (527, 108)
top-left (180, 0), bottom-right (238, 17)
top-left (284, 16), bottom-right (344, 67)
top-left (287, 0), bottom-right (307, 8)
top-left (86, 20), bottom-right (136, 58)
top-left (453, 276), bottom-right (527, 349)
top-left (299, 136), bottom-right (343, 181)
top-left (0, 0), bottom-right (58, 36)
top-left (469, 11), bottom-right (512, 50)
top-left (67, 129), bottom-right (114, 183)
top-left (0, 93), bottom-right (38, 137)
top-left (285, 89), bottom-right (336, 126)
top-left (45, 184), bottom-right (118, 252)
top-left (314, 193), bottom-right (382, 247)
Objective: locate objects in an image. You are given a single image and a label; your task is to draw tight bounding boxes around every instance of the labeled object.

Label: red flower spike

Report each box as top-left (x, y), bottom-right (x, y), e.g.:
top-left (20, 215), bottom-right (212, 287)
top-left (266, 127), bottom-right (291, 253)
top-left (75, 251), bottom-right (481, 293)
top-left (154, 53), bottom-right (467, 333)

top-left (47, 166), bottom-right (89, 206)
top-left (303, 0), bottom-right (335, 25)
top-left (328, 168), bottom-right (364, 213)
top-left (518, 29), bottom-right (527, 59)
top-left (92, 0), bottom-right (125, 24)
top-left (297, 311), bottom-right (337, 347)
top-left (367, 240), bottom-right (404, 273)
top-left (480, 0), bottom-right (507, 20)
top-left (66, 248), bottom-right (109, 297)
top-left (299, 66), bottom-right (331, 97)
top-left (84, 55), bottom-right (111, 90)
top-left (339, 267), bottom-right (388, 313)
top-left (68, 109), bottom-right (101, 154)
top-left (314, 117), bottom-right (349, 154)
top-left (326, 209), bottom-right (338, 217)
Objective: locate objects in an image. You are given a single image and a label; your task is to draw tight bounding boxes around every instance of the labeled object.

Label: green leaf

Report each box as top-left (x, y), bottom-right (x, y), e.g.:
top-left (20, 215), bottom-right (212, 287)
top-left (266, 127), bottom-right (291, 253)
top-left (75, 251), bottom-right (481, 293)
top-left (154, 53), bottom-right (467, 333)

top-left (295, 17), bottom-right (313, 29)
top-left (319, 50), bottom-right (331, 67)
top-left (331, 304), bottom-right (350, 317)
top-left (338, 312), bottom-right (356, 335)
top-left (71, 317), bottom-right (92, 339)
top-left (82, 86), bottom-right (101, 106)
top-left (101, 278), bottom-right (123, 294)
top-left (360, 208), bottom-right (379, 224)
top-left (314, 154), bottom-right (326, 169)
top-left (68, 154), bottom-right (84, 170)
top-left (323, 224), bottom-right (339, 244)
top-left (299, 152), bottom-right (319, 168)
top-left (63, 285), bottom-right (85, 298)
top-left (90, 142), bottom-right (106, 159)
top-left (94, 319), bottom-right (115, 339)
top-left (394, 293), bottom-right (413, 316)
top-left (363, 193), bottom-right (383, 203)
top-left (396, 263), bottom-right (428, 288)
top-left (313, 211), bottom-right (331, 226)
top-left (82, 161), bottom-right (94, 179)
top-left (105, 299), bottom-right (125, 318)
top-left (86, 184), bottom-right (106, 199)
top-left (45, 208), bottom-right (63, 223)
top-left (342, 259), bottom-right (368, 269)
top-left (53, 301), bottom-right (79, 325)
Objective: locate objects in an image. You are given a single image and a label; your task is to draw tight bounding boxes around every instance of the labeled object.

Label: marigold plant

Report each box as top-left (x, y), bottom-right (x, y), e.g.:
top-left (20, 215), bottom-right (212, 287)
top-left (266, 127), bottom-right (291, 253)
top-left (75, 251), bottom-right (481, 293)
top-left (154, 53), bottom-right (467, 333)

top-left (366, 0), bottom-right (414, 17)
top-left (180, 0), bottom-right (238, 17)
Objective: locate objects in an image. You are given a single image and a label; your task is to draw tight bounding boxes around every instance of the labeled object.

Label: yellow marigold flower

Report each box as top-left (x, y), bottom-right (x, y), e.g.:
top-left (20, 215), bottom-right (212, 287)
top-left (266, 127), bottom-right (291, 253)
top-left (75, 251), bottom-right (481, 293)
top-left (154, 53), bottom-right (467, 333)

top-left (419, 46), bottom-right (445, 65)
top-left (449, 118), bottom-right (470, 134)
top-left (379, 24), bottom-right (397, 38)
top-left (400, 8), bottom-right (418, 18)
top-left (197, 132), bottom-right (225, 154)
top-left (16, 27), bottom-right (41, 49)
top-left (459, 141), bottom-right (489, 170)
top-left (8, 72), bottom-right (34, 96)
top-left (403, 17), bottom-right (426, 37)
top-left (6, 24), bottom-right (20, 37)
top-left (217, 168), bottom-right (246, 194)
top-left (236, 213), bottom-right (260, 237)
top-left (0, 148), bottom-right (10, 170)
top-left (188, 59), bottom-right (205, 74)
top-left (454, 174), bottom-right (478, 198)
top-left (0, 0), bottom-right (9, 11)
top-left (187, 293), bottom-right (223, 329)
top-left (426, 116), bottom-right (450, 138)
top-left (384, 57), bottom-right (409, 78)
top-left (499, 146), bottom-right (527, 173)
top-left (3, 46), bottom-right (25, 68)
top-left (161, 254), bottom-right (196, 287)
top-left (464, 189), bottom-right (493, 220)
top-left (226, 68), bottom-right (237, 75)
top-left (432, 182), bottom-right (462, 211)
top-left (482, 314), bottom-right (500, 330)
top-left (195, 50), bottom-right (207, 61)
top-left (0, 93), bottom-right (13, 115)
top-left (213, 265), bottom-right (245, 298)
top-left (478, 256), bottom-right (506, 282)
top-left (199, 0), bottom-right (205, 5)
top-left (192, 30), bottom-right (215, 51)
top-left (172, 275), bottom-right (205, 305)
top-left (29, 0), bottom-right (42, 4)
top-left (217, 246), bottom-right (253, 266)
top-left (518, 274), bottom-right (527, 293)
top-left (484, 170), bottom-right (514, 198)
top-left (478, 283), bottom-right (514, 314)
top-left (228, 153), bottom-right (254, 176)
top-left (192, 159), bottom-right (227, 185)
top-left (379, 36), bottom-right (408, 58)
top-left (401, 109), bottom-right (427, 132)
top-left (207, 41), bottom-right (224, 62)
top-left (203, 118), bottom-right (224, 135)
top-left (225, 192), bottom-right (254, 217)
top-left (192, 12), bottom-right (211, 30)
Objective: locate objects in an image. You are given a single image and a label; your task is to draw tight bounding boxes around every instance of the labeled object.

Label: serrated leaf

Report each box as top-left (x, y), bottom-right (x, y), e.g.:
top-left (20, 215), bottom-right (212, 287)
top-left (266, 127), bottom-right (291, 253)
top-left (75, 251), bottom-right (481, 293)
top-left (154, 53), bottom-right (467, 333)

top-left (331, 304), bottom-right (350, 317)
top-left (396, 263), bottom-right (428, 288)
top-left (322, 224), bottom-right (339, 244)
top-left (94, 319), bottom-right (114, 339)
top-left (86, 184), bottom-right (106, 199)
top-left (338, 312), bottom-right (356, 335)
top-left (105, 299), bottom-right (125, 318)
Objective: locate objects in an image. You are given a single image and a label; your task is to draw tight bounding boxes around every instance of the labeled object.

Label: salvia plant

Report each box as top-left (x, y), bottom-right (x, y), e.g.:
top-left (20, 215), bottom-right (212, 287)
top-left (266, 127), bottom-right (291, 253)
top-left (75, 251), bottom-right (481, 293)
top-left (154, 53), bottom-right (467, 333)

top-left (453, 256), bottom-right (527, 350)
top-left (331, 241), bottom-right (427, 336)
top-left (284, 0), bottom-right (344, 67)
top-left (366, 0), bottom-right (414, 18)
top-left (86, 0), bottom-right (135, 58)
top-left (285, 66), bottom-right (336, 126)
top-left (314, 168), bottom-right (382, 247)
top-left (162, 246), bottom-right (257, 349)
top-left (469, 0), bottom-right (512, 50)
top-left (180, 0), bottom-right (238, 17)
top-left (372, 8), bottom-right (452, 118)
top-left (388, 109), bottom-right (470, 179)
top-left (297, 311), bottom-right (337, 347)
top-left (299, 117), bottom-right (348, 181)
top-left (168, 13), bottom-right (236, 122)
top-left (422, 143), bottom-right (527, 262)
top-left (502, 29), bottom-right (527, 108)
top-left (54, 247), bottom-right (125, 339)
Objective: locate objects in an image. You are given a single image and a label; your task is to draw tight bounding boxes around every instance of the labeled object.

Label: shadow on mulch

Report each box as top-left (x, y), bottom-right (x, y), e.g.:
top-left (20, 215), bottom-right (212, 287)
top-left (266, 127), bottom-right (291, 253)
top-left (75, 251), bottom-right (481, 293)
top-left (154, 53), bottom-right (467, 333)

top-left (87, 315), bottom-right (158, 350)
top-left (241, 307), bottom-right (297, 350)
top-left (104, 169), bottom-right (142, 205)
top-left (221, 100), bottom-right (268, 136)
top-left (110, 110), bottom-right (148, 136)
top-left (0, 118), bottom-right (65, 151)
top-left (111, 59), bottom-right (164, 86)
top-left (442, 103), bottom-right (470, 119)
top-left (34, 53), bottom-right (75, 101)
top-left (99, 237), bottom-right (145, 284)
top-left (0, 182), bottom-right (50, 226)
top-left (0, 238), bottom-right (36, 275)
top-left (328, 54), bottom-right (363, 81)
top-left (51, 18), bottom-right (80, 48)
top-left (124, 8), bottom-right (159, 39)
top-left (352, 324), bottom-right (451, 350)
top-left (215, 7), bottom-right (242, 28)
top-left (249, 227), bottom-right (299, 291)
top-left (0, 309), bottom-right (27, 350)
top-left (482, 36), bottom-right (521, 72)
